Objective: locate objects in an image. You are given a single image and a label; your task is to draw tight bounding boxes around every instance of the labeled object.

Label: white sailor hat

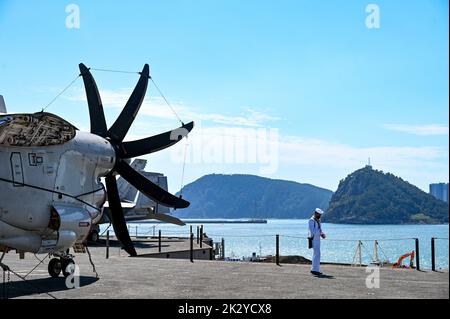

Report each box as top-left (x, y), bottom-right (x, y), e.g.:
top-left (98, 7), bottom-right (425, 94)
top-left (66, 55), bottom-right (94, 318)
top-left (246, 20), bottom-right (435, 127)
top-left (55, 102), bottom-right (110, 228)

top-left (314, 208), bottom-right (324, 215)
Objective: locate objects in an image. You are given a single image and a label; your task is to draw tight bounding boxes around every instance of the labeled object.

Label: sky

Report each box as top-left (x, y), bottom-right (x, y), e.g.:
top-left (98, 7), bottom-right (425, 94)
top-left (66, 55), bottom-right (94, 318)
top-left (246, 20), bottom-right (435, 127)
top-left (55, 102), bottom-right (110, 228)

top-left (0, 0), bottom-right (448, 193)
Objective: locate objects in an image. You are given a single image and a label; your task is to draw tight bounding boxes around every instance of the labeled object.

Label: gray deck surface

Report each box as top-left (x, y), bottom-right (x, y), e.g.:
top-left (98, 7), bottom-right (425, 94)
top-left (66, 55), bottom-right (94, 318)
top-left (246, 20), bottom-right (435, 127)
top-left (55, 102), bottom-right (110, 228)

top-left (1, 245), bottom-right (447, 299)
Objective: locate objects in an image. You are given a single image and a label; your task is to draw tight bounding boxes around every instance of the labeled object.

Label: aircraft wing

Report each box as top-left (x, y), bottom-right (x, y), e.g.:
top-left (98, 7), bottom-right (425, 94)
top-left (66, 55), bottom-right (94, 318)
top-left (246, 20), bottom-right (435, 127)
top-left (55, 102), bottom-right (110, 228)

top-left (101, 205), bottom-right (185, 226)
top-left (121, 208), bottom-right (185, 226)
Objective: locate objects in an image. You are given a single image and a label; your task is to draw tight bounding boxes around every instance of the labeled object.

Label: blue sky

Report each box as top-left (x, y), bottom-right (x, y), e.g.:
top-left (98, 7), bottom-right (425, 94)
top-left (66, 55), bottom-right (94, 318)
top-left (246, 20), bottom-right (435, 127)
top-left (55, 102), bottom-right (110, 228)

top-left (0, 0), bottom-right (448, 193)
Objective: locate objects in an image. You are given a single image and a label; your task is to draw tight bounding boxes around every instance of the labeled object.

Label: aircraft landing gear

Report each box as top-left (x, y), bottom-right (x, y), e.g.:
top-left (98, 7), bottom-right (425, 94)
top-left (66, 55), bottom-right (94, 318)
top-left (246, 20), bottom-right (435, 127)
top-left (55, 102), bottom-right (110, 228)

top-left (48, 258), bottom-right (62, 278)
top-left (48, 254), bottom-right (76, 278)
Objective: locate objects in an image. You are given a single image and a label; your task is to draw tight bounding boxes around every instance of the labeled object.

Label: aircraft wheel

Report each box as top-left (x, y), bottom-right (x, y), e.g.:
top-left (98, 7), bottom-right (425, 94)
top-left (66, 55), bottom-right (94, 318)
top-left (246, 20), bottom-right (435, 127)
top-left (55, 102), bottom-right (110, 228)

top-left (89, 230), bottom-right (99, 242)
top-left (62, 258), bottom-right (75, 278)
top-left (48, 258), bottom-right (62, 278)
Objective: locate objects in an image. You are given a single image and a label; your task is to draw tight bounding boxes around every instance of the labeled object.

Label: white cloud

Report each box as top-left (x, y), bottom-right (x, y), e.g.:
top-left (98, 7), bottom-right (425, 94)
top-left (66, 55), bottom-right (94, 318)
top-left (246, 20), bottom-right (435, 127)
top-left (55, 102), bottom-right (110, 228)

top-left (65, 88), bottom-right (448, 192)
top-left (110, 118), bottom-right (449, 192)
top-left (67, 88), bottom-right (279, 127)
top-left (279, 136), bottom-right (445, 167)
top-left (281, 136), bottom-right (448, 191)
top-left (383, 124), bottom-right (449, 136)
top-left (140, 125), bottom-right (448, 192)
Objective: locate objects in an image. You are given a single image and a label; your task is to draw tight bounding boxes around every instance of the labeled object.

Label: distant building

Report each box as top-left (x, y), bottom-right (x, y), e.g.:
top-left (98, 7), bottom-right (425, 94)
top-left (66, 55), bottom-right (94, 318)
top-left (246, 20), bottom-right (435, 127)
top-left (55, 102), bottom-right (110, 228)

top-left (429, 183), bottom-right (449, 203)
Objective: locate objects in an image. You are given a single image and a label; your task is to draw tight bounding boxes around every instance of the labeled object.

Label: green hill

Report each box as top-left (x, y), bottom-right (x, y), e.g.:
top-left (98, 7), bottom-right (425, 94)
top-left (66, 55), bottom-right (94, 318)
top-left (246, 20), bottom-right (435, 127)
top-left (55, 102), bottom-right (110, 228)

top-left (174, 174), bottom-right (333, 219)
top-left (323, 166), bottom-right (449, 224)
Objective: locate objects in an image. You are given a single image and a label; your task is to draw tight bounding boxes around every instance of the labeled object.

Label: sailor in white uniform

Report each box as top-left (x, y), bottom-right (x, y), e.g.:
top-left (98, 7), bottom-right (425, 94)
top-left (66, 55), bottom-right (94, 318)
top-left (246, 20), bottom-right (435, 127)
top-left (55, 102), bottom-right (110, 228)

top-left (308, 208), bottom-right (326, 275)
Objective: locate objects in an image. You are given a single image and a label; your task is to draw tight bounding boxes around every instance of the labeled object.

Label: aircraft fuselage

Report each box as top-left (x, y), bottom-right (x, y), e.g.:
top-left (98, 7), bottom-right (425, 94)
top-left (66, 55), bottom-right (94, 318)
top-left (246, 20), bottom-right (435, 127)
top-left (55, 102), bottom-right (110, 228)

top-left (0, 113), bottom-right (115, 254)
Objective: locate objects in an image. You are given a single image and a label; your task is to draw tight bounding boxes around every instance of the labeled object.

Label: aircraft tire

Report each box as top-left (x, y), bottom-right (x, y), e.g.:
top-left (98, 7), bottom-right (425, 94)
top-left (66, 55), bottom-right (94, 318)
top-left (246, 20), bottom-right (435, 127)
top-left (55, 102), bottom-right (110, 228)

top-left (48, 258), bottom-right (62, 278)
top-left (90, 230), bottom-right (99, 242)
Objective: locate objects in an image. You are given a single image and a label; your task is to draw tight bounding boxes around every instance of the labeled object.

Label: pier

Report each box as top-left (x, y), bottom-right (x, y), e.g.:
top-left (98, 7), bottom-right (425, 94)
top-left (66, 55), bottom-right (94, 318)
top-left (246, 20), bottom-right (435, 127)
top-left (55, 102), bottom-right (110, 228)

top-left (1, 245), bottom-right (448, 299)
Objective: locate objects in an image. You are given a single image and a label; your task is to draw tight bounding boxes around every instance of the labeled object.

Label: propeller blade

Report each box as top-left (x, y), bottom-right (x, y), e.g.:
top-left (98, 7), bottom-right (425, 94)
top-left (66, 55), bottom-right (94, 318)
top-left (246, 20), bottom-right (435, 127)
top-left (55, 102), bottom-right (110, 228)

top-left (108, 64), bottom-right (150, 142)
top-left (115, 160), bottom-right (190, 209)
top-left (79, 63), bottom-right (108, 136)
top-left (105, 174), bottom-right (137, 256)
top-left (119, 121), bottom-right (194, 159)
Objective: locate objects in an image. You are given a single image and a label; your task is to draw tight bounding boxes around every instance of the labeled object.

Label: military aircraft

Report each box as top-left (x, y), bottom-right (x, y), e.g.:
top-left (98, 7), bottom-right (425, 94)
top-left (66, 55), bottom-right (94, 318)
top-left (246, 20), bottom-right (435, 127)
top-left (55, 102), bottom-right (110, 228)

top-left (0, 63), bottom-right (193, 277)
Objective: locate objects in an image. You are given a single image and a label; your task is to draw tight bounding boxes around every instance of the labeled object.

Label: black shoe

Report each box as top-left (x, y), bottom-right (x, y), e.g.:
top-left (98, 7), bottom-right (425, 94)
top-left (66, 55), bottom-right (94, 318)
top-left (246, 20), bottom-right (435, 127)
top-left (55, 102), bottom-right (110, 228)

top-left (311, 271), bottom-right (322, 276)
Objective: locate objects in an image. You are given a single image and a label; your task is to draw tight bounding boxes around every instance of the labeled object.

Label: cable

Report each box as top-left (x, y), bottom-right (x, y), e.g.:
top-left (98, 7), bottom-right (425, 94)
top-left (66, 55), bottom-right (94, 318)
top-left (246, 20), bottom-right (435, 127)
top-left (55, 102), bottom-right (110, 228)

top-left (88, 65), bottom-right (185, 125)
top-left (85, 246), bottom-right (99, 279)
top-left (1, 262), bottom-right (57, 299)
top-left (0, 176), bottom-right (101, 212)
top-left (127, 231), bottom-right (419, 243)
top-left (377, 243), bottom-right (391, 263)
top-left (281, 235), bottom-right (308, 239)
top-left (75, 186), bottom-right (105, 199)
top-left (113, 229), bottom-right (421, 244)
top-left (41, 74), bottom-right (81, 112)
top-left (360, 242), bottom-right (374, 261)
top-left (207, 234), bottom-right (276, 238)
top-left (179, 143), bottom-right (189, 196)
top-left (280, 235), bottom-right (415, 242)
top-left (100, 223), bottom-right (112, 236)
top-left (23, 254), bottom-right (49, 279)
top-left (90, 68), bottom-right (139, 75)
top-left (370, 238), bottom-right (415, 242)
top-left (150, 77), bottom-right (184, 125)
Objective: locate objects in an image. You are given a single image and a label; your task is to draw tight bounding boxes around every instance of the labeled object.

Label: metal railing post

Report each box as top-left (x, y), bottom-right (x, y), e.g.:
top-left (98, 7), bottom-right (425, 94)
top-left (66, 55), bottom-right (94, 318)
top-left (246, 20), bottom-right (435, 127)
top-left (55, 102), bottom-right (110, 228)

top-left (106, 230), bottom-right (110, 259)
top-left (431, 237), bottom-right (436, 271)
top-left (158, 230), bottom-right (162, 253)
top-left (221, 238), bottom-right (225, 260)
top-left (415, 238), bottom-right (420, 271)
top-left (196, 226), bottom-right (200, 244)
top-left (190, 233), bottom-right (194, 263)
top-left (358, 241), bottom-right (362, 266)
top-left (276, 234), bottom-right (280, 266)
top-left (200, 225), bottom-right (203, 248)
top-left (373, 240), bottom-right (379, 264)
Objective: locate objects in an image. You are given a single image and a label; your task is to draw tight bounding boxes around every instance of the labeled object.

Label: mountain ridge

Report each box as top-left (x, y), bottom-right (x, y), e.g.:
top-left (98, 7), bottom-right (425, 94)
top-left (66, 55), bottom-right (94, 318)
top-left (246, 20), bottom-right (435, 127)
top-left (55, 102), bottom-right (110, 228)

top-left (174, 174), bottom-right (333, 219)
top-left (323, 166), bottom-right (449, 224)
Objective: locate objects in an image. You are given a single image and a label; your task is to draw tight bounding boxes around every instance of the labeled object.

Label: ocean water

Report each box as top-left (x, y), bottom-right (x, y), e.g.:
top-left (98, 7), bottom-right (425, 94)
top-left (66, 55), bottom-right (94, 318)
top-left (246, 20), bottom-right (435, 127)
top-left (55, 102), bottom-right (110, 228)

top-left (101, 219), bottom-right (449, 269)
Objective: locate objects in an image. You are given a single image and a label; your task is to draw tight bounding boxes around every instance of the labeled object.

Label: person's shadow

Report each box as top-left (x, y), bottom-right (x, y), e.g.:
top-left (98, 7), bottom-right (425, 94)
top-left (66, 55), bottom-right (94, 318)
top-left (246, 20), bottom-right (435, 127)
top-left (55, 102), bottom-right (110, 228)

top-left (315, 273), bottom-right (335, 279)
top-left (0, 276), bottom-right (98, 299)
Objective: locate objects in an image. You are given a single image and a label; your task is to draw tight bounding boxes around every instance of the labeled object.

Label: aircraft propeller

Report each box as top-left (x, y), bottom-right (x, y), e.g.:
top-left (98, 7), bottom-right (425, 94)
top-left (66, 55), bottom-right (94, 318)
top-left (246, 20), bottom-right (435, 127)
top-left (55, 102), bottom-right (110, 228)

top-left (79, 63), bottom-right (193, 256)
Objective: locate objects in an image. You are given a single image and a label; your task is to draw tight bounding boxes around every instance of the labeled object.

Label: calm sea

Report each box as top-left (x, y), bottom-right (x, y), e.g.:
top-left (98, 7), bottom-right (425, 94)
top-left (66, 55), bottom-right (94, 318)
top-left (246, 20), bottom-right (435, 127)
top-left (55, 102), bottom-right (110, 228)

top-left (102, 219), bottom-right (449, 269)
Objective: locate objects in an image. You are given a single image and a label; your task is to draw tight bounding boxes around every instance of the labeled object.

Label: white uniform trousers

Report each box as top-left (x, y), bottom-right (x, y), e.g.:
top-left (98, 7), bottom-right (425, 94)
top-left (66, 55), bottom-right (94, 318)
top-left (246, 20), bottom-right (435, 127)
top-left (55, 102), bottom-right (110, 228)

top-left (311, 237), bottom-right (321, 272)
